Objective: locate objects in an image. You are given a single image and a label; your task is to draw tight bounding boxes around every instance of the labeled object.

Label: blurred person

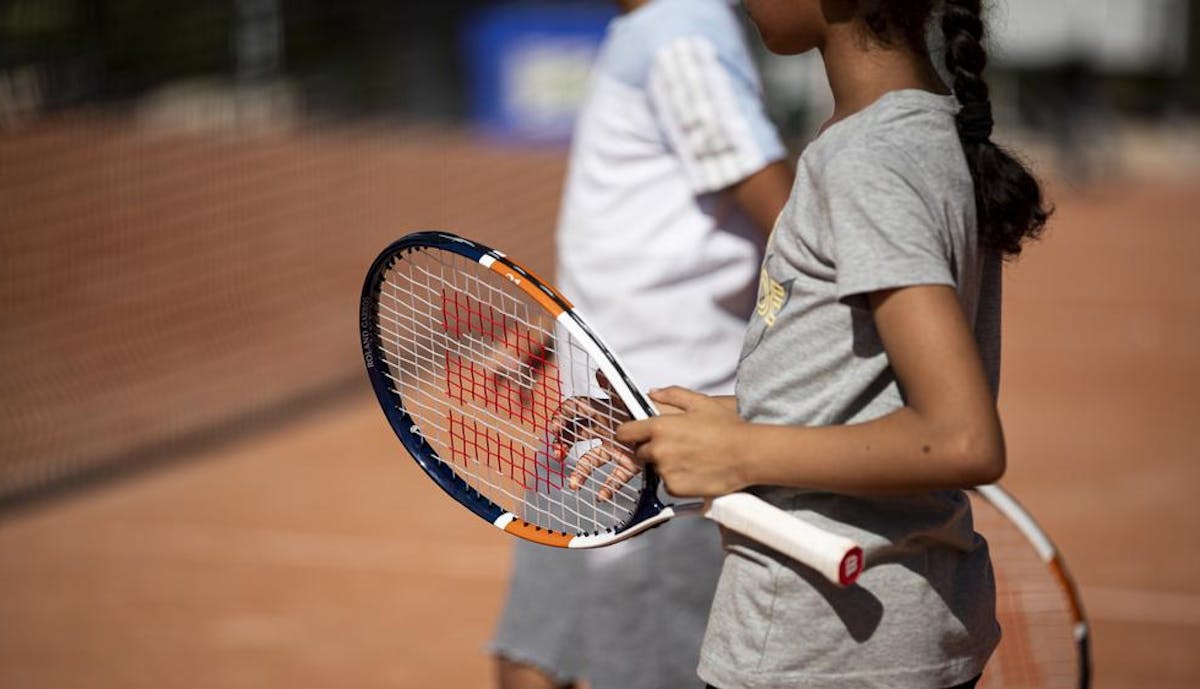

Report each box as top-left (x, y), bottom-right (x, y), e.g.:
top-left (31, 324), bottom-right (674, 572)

top-left (604, 1), bottom-right (1051, 688)
top-left (488, 1), bottom-right (792, 688)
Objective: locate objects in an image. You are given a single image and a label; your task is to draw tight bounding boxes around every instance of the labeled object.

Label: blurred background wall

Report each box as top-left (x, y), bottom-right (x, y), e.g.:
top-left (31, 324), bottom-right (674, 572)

top-left (4, 1), bottom-right (1195, 137)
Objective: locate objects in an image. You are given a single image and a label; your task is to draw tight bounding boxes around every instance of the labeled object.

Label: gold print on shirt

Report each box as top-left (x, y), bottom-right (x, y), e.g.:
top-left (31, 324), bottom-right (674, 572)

top-left (755, 266), bottom-right (787, 328)
top-left (740, 255), bottom-right (793, 364)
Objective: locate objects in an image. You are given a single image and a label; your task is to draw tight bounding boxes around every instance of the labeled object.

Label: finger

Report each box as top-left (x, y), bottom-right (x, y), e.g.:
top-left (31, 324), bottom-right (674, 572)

top-left (547, 441), bottom-right (569, 464)
top-left (549, 397), bottom-right (590, 436)
top-left (567, 448), bottom-right (605, 491)
top-left (648, 386), bottom-right (707, 412)
top-left (633, 439), bottom-right (657, 467)
top-left (660, 477), bottom-right (688, 498)
top-left (588, 395), bottom-right (630, 428)
top-left (597, 456), bottom-right (640, 503)
top-left (615, 418), bottom-right (655, 445)
top-left (551, 396), bottom-right (617, 439)
top-left (642, 459), bottom-right (692, 499)
top-left (595, 369), bottom-right (615, 396)
top-left (653, 401), bottom-right (686, 416)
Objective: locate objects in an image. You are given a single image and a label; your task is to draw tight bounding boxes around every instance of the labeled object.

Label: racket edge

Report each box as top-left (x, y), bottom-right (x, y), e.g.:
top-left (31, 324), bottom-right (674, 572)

top-left (974, 483), bottom-right (1092, 689)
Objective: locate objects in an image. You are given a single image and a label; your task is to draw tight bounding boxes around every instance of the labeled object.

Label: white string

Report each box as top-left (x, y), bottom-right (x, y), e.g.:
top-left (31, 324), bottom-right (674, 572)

top-left (372, 248), bottom-right (644, 536)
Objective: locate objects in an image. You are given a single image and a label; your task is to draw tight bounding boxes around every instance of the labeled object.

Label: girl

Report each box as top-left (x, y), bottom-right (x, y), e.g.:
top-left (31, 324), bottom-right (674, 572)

top-left (612, 1), bottom-right (1049, 688)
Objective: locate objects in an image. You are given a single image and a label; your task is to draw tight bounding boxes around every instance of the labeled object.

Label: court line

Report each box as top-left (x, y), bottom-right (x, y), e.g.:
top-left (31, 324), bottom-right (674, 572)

top-left (1083, 586), bottom-right (1200, 627)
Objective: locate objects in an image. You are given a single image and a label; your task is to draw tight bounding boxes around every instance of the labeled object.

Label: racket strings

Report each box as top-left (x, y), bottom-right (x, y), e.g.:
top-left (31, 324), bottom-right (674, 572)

top-left (971, 494), bottom-right (1083, 689)
top-left (371, 330), bottom-right (638, 533)
top-left (372, 248), bottom-right (643, 536)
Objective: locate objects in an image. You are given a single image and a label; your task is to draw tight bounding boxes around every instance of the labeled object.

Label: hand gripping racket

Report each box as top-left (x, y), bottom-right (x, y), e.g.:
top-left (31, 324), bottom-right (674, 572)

top-left (360, 231), bottom-right (864, 586)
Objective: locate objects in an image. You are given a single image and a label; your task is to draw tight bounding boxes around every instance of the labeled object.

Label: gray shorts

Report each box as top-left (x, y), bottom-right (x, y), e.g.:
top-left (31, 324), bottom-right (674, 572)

top-left (490, 516), bottom-right (724, 689)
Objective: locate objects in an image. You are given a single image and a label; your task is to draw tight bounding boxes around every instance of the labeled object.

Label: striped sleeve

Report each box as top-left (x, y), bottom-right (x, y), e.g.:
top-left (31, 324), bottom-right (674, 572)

top-left (647, 35), bottom-right (784, 194)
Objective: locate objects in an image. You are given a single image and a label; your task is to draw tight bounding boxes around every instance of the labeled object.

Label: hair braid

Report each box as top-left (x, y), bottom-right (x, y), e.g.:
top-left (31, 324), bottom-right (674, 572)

top-left (942, 0), bottom-right (1049, 256)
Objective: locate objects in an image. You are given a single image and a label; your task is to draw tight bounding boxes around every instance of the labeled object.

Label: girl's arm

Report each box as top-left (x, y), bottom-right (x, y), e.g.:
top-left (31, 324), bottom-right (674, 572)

top-left (617, 284), bottom-right (1005, 497)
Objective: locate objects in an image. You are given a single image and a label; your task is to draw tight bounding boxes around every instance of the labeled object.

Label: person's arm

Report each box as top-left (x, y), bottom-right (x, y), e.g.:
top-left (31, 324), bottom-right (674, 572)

top-left (729, 160), bottom-right (793, 236)
top-left (645, 33), bottom-right (791, 224)
top-left (617, 284), bottom-right (1005, 497)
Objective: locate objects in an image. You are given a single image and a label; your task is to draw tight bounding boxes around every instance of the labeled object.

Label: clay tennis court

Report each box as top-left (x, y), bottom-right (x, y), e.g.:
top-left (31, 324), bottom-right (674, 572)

top-left (1, 119), bottom-right (1197, 689)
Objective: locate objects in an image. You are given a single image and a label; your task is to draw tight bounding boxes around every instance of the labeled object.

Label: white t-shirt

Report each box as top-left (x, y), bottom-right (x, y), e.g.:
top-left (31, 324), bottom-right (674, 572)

top-left (555, 0), bottom-right (786, 395)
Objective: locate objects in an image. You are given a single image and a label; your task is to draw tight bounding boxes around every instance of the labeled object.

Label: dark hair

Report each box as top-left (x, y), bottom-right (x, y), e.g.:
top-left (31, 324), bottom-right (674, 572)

top-left (862, 0), bottom-right (1050, 257)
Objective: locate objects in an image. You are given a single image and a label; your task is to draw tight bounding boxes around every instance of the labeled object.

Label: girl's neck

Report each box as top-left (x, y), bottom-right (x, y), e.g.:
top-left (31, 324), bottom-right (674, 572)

top-left (818, 25), bottom-right (949, 132)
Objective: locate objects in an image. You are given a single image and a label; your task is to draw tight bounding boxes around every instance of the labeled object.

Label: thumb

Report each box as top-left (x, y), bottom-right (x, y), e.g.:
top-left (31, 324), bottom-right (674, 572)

top-left (648, 386), bottom-right (707, 412)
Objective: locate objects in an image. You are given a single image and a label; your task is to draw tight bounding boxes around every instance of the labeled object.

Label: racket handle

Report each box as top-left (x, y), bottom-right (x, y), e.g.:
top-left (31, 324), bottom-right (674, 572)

top-left (704, 493), bottom-right (865, 587)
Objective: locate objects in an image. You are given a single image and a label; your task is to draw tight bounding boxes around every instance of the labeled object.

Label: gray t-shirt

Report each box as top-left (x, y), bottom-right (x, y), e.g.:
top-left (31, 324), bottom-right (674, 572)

top-left (698, 90), bottom-right (1001, 689)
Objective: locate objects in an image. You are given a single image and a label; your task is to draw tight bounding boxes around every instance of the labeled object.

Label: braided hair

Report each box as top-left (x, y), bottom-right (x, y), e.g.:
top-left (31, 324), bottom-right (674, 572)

top-left (862, 0), bottom-right (1050, 257)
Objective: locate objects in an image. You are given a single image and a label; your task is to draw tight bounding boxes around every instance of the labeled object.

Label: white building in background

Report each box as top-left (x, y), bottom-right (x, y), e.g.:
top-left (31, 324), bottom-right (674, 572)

top-left (989, 0), bottom-right (1190, 72)
top-left (756, 0), bottom-right (1192, 142)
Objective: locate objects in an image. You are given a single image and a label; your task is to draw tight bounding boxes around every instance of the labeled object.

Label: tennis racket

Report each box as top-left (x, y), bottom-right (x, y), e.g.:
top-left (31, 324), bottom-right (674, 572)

top-left (972, 484), bottom-right (1091, 689)
top-left (360, 231), bottom-right (864, 586)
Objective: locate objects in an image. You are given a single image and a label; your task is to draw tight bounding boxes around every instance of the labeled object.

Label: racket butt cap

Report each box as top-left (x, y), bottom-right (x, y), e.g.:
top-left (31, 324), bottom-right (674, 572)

top-left (839, 547), bottom-right (865, 587)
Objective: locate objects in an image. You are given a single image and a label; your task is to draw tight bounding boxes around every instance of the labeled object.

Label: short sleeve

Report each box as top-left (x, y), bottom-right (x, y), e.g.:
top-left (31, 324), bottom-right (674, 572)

top-left (646, 35), bottom-right (785, 194)
top-left (821, 145), bottom-right (956, 300)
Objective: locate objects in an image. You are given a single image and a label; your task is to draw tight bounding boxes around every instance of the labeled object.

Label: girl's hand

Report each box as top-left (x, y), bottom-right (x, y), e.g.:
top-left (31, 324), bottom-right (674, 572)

top-left (617, 387), bottom-right (750, 498)
top-left (554, 370), bottom-right (639, 502)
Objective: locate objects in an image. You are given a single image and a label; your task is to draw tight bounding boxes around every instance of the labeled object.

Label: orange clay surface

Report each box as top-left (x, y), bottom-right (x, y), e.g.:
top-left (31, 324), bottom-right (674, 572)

top-left (1, 174), bottom-right (1198, 688)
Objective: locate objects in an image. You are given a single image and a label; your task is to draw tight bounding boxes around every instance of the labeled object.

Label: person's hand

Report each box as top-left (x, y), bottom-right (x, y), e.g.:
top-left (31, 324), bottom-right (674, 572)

top-left (553, 371), bottom-right (642, 502)
top-left (616, 387), bottom-right (749, 498)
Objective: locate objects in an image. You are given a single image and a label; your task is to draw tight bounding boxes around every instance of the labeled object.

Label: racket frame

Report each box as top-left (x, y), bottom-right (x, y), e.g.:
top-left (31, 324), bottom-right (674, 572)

top-left (974, 483), bottom-right (1092, 689)
top-left (361, 231), bottom-right (667, 544)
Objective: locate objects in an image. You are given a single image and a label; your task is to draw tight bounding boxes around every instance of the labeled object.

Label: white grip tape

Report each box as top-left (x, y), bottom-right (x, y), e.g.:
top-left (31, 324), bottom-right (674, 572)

top-left (704, 493), bottom-right (865, 587)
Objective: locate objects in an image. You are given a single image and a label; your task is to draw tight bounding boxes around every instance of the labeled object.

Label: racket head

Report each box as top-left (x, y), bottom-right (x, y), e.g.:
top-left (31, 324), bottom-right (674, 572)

top-left (361, 231), bottom-right (666, 547)
top-left (971, 485), bottom-right (1091, 689)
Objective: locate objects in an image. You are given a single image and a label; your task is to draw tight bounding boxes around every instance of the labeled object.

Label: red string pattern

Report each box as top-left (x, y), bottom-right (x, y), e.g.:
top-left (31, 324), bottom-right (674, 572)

top-left (440, 288), bottom-right (568, 493)
top-left (447, 412), bottom-right (568, 493)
